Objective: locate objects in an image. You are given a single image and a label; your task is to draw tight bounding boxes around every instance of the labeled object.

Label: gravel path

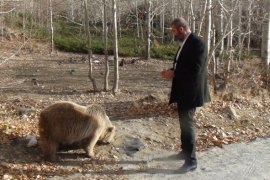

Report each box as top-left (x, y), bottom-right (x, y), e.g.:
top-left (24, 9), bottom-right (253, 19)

top-left (50, 137), bottom-right (270, 180)
top-left (120, 137), bottom-right (270, 180)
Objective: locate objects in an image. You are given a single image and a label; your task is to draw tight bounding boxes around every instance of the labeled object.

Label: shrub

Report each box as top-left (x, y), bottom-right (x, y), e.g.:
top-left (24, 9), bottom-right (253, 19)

top-left (54, 36), bottom-right (88, 53)
top-left (151, 45), bottom-right (177, 59)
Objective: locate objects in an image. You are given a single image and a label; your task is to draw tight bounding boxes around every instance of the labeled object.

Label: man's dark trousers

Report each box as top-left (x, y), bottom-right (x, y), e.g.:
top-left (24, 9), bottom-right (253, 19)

top-left (177, 103), bottom-right (197, 163)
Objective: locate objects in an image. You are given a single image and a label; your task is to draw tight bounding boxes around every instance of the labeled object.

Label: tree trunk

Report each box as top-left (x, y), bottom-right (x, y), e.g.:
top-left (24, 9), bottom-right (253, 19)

top-left (219, 0), bottom-right (224, 54)
top-left (224, 0), bottom-right (235, 90)
top-left (49, 0), bottom-right (54, 54)
top-left (247, 1), bottom-right (252, 56)
top-left (190, 0), bottom-right (196, 33)
top-left (238, 0), bottom-right (242, 61)
top-left (264, 0), bottom-right (270, 66)
top-left (135, 0), bottom-right (140, 38)
top-left (263, 0), bottom-right (270, 91)
top-left (204, 0), bottom-right (212, 55)
top-left (69, 0), bottom-right (75, 21)
top-left (84, 0), bottom-right (98, 92)
top-left (103, 0), bottom-right (109, 91)
top-left (23, 0), bottom-right (25, 45)
top-left (197, 0), bottom-right (207, 37)
top-left (160, 0), bottom-right (165, 44)
top-left (112, 0), bottom-right (119, 93)
top-left (0, 0), bottom-right (3, 41)
top-left (171, 0), bottom-right (175, 20)
top-left (145, 0), bottom-right (151, 60)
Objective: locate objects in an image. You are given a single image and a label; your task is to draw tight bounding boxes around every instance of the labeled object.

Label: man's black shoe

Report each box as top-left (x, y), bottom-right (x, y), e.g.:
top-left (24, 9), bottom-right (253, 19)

top-left (179, 161), bottom-right (197, 173)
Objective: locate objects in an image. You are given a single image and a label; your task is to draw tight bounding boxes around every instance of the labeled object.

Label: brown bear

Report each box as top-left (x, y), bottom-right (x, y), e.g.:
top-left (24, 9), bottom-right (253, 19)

top-left (38, 101), bottom-right (115, 161)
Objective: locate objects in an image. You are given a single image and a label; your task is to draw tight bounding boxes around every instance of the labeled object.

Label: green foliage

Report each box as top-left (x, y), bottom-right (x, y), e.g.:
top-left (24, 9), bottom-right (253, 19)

top-left (92, 37), bottom-right (107, 54)
top-left (34, 28), bottom-right (49, 40)
top-left (54, 35), bottom-right (88, 53)
top-left (53, 20), bottom-right (88, 53)
top-left (3, 14), bottom-right (177, 59)
top-left (118, 35), bottom-right (144, 57)
top-left (53, 33), bottom-right (177, 59)
top-left (151, 45), bottom-right (177, 59)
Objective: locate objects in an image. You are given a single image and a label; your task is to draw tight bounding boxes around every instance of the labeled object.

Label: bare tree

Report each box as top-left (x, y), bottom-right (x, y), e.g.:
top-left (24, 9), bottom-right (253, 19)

top-left (204, 0), bottom-right (212, 55)
top-left (49, 0), bottom-right (54, 53)
top-left (262, 0), bottom-right (270, 90)
top-left (22, 0), bottom-right (26, 45)
top-left (247, 0), bottom-right (253, 55)
top-left (263, 0), bottom-right (270, 66)
top-left (219, 0), bottom-right (225, 54)
top-left (112, 0), bottom-right (119, 93)
top-left (145, 0), bottom-right (151, 60)
top-left (237, 0), bottom-right (243, 61)
top-left (160, 0), bottom-right (165, 44)
top-left (84, 0), bottom-right (98, 92)
top-left (103, 0), bottom-right (109, 91)
top-left (197, 0), bottom-right (207, 36)
top-left (68, 0), bottom-right (75, 21)
top-left (189, 0), bottom-right (196, 33)
top-left (0, 0), bottom-right (3, 41)
top-left (135, 0), bottom-right (140, 38)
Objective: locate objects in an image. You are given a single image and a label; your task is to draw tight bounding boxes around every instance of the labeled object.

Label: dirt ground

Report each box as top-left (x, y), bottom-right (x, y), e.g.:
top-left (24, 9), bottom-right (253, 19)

top-left (0, 41), bottom-right (270, 179)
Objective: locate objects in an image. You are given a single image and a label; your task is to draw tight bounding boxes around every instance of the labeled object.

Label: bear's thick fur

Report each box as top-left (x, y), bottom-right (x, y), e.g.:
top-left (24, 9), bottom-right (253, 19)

top-left (38, 101), bottom-right (115, 161)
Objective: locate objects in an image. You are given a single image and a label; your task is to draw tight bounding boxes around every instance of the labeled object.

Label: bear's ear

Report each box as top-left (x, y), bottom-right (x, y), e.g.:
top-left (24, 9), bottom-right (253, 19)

top-left (107, 126), bottom-right (115, 132)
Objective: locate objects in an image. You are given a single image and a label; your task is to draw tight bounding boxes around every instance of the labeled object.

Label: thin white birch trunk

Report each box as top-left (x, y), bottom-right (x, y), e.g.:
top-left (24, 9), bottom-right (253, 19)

top-left (112, 0), bottom-right (119, 93)
top-left (264, 0), bottom-right (270, 91)
top-left (190, 0), bottom-right (196, 33)
top-left (0, 0), bottom-right (3, 41)
top-left (23, 0), bottom-right (26, 45)
top-left (247, 1), bottom-right (252, 55)
top-left (145, 0), bottom-right (151, 60)
top-left (238, 0), bottom-right (242, 61)
top-left (103, 0), bottom-right (109, 91)
top-left (160, 0), bottom-right (165, 44)
top-left (219, 0), bottom-right (224, 53)
top-left (197, 0), bottom-right (207, 37)
top-left (204, 0), bottom-right (212, 55)
top-left (70, 0), bottom-right (74, 21)
top-left (265, 0), bottom-right (270, 66)
top-left (135, 0), bottom-right (140, 38)
top-left (49, 0), bottom-right (54, 53)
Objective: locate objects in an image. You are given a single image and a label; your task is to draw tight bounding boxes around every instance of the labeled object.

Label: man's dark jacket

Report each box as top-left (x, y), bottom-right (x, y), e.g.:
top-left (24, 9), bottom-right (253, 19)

top-left (169, 33), bottom-right (211, 109)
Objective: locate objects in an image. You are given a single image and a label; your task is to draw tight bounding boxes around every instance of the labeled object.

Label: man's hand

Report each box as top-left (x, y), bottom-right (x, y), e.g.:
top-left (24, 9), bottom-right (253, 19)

top-left (160, 69), bottom-right (175, 80)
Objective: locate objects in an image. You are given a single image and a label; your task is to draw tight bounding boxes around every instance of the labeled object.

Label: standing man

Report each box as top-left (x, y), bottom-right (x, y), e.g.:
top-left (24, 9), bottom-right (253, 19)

top-left (161, 17), bottom-right (211, 172)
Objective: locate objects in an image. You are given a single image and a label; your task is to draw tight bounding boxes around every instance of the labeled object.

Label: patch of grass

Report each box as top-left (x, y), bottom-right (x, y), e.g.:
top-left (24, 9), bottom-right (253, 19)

top-left (54, 35), bottom-right (88, 53)
top-left (34, 28), bottom-right (50, 40)
top-left (151, 45), bottom-right (177, 59)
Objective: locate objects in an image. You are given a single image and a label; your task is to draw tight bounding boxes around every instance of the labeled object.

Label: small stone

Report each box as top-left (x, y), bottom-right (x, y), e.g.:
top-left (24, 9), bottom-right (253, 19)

top-left (3, 174), bottom-right (10, 180)
top-left (226, 105), bottom-right (240, 120)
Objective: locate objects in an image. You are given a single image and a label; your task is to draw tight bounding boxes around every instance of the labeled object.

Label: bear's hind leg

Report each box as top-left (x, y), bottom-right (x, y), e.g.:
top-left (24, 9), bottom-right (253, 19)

top-left (40, 138), bottom-right (59, 162)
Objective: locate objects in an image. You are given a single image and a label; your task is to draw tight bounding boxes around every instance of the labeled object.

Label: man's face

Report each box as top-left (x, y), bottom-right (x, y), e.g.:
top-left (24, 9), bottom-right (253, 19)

top-left (171, 25), bottom-right (185, 42)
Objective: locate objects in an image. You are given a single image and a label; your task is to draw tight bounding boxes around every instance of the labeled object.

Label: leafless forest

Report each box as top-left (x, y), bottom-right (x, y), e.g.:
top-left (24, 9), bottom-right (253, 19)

top-left (1, 0), bottom-right (270, 91)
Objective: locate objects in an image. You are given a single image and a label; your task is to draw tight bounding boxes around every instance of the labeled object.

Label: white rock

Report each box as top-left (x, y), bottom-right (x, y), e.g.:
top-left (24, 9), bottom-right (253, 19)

top-left (3, 174), bottom-right (10, 180)
top-left (26, 135), bottom-right (38, 147)
top-left (93, 60), bottom-right (100, 64)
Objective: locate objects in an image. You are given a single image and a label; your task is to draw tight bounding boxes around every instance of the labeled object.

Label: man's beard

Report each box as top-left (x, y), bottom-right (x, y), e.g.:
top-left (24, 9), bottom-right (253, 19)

top-left (173, 34), bottom-right (184, 43)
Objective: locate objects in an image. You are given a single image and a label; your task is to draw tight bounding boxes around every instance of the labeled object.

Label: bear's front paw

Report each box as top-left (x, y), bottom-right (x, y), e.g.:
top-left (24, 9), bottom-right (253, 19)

top-left (86, 150), bottom-right (95, 158)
